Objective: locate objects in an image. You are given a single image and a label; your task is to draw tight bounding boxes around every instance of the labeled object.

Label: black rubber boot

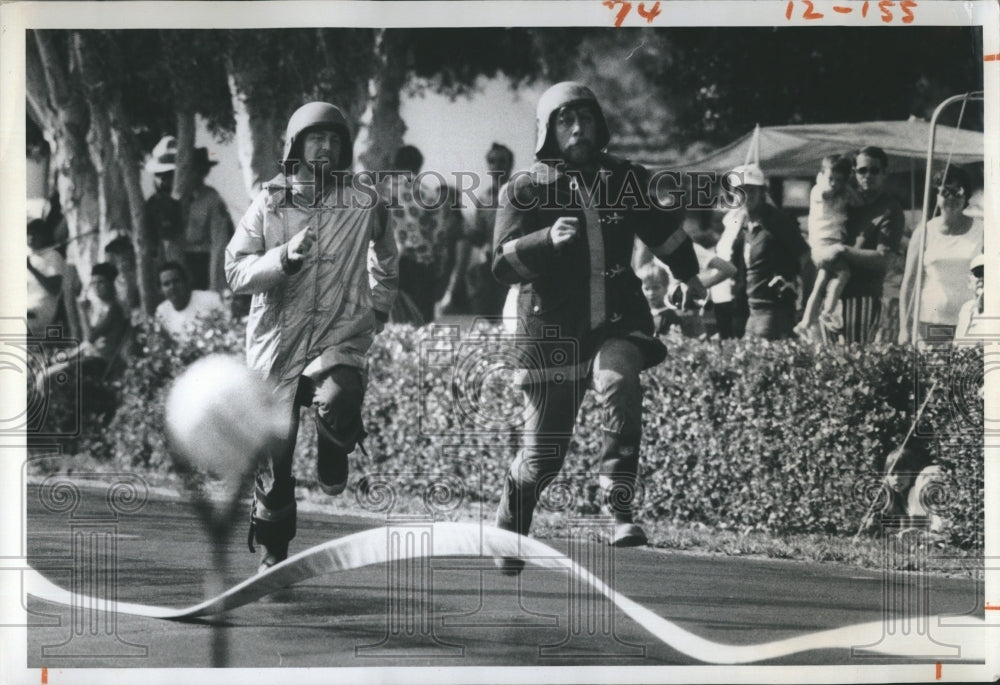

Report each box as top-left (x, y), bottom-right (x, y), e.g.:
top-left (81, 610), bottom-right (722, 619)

top-left (248, 477), bottom-right (297, 573)
top-left (601, 437), bottom-right (648, 548)
top-left (494, 473), bottom-right (537, 575)
top-left (316, 442), bottom-right (350, 496)
top-left (257, 540), bottom-right (289, 572)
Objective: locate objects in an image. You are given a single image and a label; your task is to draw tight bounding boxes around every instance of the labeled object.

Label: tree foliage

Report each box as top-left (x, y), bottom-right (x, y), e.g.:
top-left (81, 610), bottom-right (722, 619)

top-left (26, 26), bottom-right (984, 286)
top-left (406, 28), bottom-right (550, 95)
top-left (633, 26), bottom-right (985, 147)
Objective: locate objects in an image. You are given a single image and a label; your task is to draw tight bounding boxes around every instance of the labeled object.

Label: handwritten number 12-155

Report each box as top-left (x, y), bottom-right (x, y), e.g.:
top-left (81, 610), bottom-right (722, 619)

top-left (785, 0), bottom-right (917, 23)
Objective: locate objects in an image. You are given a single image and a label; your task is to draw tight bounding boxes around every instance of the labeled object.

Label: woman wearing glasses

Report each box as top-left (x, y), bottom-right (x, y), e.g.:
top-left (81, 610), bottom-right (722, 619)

top-left (899, 165), bottom-right (984, 345)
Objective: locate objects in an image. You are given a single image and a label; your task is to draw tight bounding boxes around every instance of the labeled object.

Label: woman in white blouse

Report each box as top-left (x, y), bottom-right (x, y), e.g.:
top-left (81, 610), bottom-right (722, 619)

top-left (899, 166), bottom-right (983, 345)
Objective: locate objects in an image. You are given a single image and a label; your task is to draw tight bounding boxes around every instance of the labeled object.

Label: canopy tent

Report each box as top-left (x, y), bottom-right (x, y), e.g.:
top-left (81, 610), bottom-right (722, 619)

top-left (675, 120), bottom-right (985, 177)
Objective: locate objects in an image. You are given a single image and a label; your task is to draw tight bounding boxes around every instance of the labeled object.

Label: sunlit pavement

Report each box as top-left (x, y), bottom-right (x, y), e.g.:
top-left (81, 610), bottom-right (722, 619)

top-left (24, 483), bottom-right (982, 668)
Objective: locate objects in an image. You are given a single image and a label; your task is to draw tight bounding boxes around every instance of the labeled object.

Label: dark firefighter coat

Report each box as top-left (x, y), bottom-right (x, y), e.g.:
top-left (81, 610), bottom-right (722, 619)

top-left (492, 155), bottom-right (700, 384)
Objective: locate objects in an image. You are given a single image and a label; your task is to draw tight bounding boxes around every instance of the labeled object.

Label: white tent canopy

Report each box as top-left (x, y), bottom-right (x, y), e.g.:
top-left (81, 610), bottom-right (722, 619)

top-left (676, 120), bottom-right (985, 177)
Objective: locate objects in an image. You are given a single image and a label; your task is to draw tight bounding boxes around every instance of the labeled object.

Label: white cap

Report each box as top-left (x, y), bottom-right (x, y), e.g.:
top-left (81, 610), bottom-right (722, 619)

top-left (145, 136), bottom-right (178, 174)
top-left (963, 188), bottom-right (984, 219)
top-left (729, 163), bottom-right (767, 188)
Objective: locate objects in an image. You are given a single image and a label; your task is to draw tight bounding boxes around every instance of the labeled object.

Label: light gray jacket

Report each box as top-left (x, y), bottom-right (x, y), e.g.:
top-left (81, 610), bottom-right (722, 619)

top-left (226, 175), bottom-right (398, 398)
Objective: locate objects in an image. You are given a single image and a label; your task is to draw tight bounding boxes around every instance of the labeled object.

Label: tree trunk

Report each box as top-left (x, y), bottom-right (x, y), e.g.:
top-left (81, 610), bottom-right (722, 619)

top-left (354, 29), bottom-right (409, 173)
top-left (27, 31), bottom-right (101, 273)
top-left (225, 56), bottom-right (281, 200)
top-left (72, 31), bottom-right (158, 316)
top-left (172, 108), bottom-right (197, 205)
top-left (313, 28), bottom-right (371, 139)
top-left (112, 130), bottom-right (155, 316)
top-left (71, 39), bottom-right (129, 246)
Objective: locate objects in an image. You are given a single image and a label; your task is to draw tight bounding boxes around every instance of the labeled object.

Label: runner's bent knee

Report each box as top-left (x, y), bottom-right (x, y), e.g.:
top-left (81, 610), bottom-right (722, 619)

top-left (311, 366), bottom-right (365, 441)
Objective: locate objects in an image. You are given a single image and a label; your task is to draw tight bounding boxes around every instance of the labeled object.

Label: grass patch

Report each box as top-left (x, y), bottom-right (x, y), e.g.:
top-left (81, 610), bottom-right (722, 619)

top-left (28, 457), bottom-right (976, 580)
top-left (536, 513), bottom-right (978, 577)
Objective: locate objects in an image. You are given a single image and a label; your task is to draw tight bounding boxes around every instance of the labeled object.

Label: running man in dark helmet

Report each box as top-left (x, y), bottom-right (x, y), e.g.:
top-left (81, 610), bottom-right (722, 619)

top-left (226, 102), bottom-right (398, 572)
top-left (491, 82), bottom-right (725, 570)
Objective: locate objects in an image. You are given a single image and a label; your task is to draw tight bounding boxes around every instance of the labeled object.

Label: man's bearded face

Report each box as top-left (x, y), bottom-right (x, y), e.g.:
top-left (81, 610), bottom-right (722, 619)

top-left (553, 104), bottom-right (599, 166)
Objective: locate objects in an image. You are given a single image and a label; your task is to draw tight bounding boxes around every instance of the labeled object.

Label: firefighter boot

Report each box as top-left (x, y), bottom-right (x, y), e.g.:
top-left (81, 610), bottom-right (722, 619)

top-left (493, 473), bottom-right (538, 575)
top-left (248, 477), bottom-right (297, 573)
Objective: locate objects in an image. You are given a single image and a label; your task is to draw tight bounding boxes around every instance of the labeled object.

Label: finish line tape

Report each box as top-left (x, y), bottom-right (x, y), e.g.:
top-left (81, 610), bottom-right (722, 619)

top-left (24, 521), bottom-right (985, 664)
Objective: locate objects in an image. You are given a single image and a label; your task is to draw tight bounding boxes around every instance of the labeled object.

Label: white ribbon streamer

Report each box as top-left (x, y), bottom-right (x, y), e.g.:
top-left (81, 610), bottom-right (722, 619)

top-left (24, 522), bottom-right (985, 664)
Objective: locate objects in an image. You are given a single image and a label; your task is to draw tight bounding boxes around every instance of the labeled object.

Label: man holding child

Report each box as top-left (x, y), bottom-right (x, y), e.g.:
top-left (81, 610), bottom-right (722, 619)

top-left (819, 146), bottom-right (905, 345)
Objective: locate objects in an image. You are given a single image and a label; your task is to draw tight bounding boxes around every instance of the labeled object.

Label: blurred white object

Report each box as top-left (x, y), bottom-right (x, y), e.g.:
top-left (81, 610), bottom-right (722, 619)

top-left (165, 354), bottom-right (288, 480)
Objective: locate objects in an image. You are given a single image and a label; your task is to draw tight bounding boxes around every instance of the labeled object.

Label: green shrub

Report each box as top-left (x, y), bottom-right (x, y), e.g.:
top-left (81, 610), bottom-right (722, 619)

top-left (635, 341), bottom-right (982, 551)
top-left (102, 316), bottom-right (245, 470)
top-left (72, 318), bottom-right (982, 549)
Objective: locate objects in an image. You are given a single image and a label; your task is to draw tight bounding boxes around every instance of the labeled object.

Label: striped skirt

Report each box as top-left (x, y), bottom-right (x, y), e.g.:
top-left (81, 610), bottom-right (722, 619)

top-left (820, 296), bottom-right (882, 345)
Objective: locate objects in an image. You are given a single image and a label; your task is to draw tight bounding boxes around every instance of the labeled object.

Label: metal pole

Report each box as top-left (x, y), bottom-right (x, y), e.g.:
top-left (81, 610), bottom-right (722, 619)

top-left (909, 157), bottom-right (915, 212)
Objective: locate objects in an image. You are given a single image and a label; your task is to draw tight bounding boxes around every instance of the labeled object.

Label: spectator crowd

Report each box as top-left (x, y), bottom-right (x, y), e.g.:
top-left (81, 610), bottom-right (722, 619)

top-left (639, 147), bottom-right (985, 353)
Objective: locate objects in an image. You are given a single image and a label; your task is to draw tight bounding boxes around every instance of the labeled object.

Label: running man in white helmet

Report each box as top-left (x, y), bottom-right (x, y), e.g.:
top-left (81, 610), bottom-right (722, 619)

top-left (226, 102), bottom-right (399, 572)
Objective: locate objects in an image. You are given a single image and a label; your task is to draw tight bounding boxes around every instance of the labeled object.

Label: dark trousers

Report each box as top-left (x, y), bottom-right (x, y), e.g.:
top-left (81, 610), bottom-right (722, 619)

top-left (184, 251), bottom-right (210, 291)
top-left (466, 262), bottom-right (507, 316)
top-left (713, 301), bottom-right (737, 340)
top-left (399, 257), bottom-right (438, 324)
top-left (746, 301), bottom-right (795, 341)
top-left (498, 338), bottom-right (645, 534)
top-left (251, 365), bottom-right (365, 549)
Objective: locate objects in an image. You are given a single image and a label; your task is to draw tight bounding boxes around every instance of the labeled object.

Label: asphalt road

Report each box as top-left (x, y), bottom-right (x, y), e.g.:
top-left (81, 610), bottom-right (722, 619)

top-left (24, 483), bottom-right (983, 669)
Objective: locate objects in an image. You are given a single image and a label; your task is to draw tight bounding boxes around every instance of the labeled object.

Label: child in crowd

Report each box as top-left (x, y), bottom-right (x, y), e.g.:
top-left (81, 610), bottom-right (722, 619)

top-left (104, 233), bottom-right (141, 316)
top-left (38, 262), bottom-right (130, 397)
top-left (639, 261), bottom-right (679, 336)
top-left (76, 262), bottom-right (130, 372)
top-left (953, 253), bottom-right (987, 345)
top-left (795, 155), bottom-right (860, 339)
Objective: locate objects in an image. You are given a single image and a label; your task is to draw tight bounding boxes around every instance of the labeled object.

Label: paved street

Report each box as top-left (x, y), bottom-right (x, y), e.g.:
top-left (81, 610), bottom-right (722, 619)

top-left (24, 483), bottom-right (983, 670)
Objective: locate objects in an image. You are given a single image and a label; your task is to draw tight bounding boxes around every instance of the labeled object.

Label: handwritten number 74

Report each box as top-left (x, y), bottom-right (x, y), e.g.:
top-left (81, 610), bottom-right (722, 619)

top-left (603, 0), bottom-right (662, 27)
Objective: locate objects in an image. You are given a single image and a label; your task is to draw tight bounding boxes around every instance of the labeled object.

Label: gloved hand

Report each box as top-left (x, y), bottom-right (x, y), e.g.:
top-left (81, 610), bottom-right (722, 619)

top-left (666, 281), bottom-right (689, 310)
top-left (668, 276), bottom-right (707, 311)
top-left (768, 275), bottom-right (798, 299)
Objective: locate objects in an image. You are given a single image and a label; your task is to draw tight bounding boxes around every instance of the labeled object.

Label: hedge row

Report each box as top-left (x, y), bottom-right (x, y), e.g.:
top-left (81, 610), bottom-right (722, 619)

top-left (59, 317), bottom-right (983, 549)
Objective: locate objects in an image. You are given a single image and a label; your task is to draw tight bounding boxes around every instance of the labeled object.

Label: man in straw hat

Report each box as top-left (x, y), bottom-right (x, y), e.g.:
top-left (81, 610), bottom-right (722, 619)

top-left (144, 135), bottom-right (185, 265)
top-left (183, 147), bottom-right (233, 292)
top-left (226, 102), bottom-right (398, 572)
top-left (490, 81), bottom-right (726, 567)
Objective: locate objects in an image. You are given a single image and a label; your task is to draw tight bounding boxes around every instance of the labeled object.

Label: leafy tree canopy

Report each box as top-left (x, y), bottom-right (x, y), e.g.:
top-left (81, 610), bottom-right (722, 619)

top-left (632, 26), bottom-right (984, 146)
